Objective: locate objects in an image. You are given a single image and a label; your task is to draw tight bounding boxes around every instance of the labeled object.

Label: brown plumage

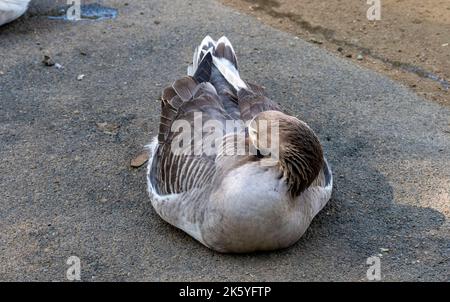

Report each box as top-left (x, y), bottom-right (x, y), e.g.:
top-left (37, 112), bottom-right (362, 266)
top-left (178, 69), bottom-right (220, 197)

top-left (249, 111), bottom-right (324, 198)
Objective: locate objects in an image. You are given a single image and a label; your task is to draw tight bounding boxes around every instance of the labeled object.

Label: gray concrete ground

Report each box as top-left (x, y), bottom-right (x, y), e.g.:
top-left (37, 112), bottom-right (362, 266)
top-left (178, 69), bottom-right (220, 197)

top-left (0, 0), bottom-right (449, 281)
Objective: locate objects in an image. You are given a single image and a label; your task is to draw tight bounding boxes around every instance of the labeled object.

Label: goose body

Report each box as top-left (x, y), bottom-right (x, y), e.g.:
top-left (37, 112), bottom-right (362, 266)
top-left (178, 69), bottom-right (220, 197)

top-left (0, 0), bottom-right (29, 26)
top-left (147, 36), bottom-right (332, 253)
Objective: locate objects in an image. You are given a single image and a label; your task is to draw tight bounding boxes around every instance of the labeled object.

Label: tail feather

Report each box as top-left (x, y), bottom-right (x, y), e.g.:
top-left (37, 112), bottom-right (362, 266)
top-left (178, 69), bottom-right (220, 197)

top-left (214, 36), bottom-right (238, 70)
top-left (212, 55), bottom-right (247, 91)
top-left (188, 36), bottom-right (247, 91)
top-left (188, 35), bottom-right (215, 76)
top-left (192, 51), bottom-right (213, 83)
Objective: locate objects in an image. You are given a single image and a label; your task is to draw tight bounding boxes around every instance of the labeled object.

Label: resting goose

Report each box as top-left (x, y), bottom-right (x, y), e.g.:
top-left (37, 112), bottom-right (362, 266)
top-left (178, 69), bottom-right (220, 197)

top-left (0, 0), bottom-right (29, 26)
top-left (147, 36), bottom-right (332, 253)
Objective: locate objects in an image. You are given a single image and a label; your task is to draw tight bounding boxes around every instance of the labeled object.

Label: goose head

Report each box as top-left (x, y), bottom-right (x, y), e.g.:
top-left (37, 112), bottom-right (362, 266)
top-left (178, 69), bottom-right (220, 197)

top-left (248, 110), bottom-right (324, 198)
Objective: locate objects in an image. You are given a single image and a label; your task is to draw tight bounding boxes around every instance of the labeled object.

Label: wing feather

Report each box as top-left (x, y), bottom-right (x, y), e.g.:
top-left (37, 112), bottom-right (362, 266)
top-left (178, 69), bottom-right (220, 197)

top-left (151, 78), bottom-right (231, 195)
top-left (237, 86), bottom-right (281, 122)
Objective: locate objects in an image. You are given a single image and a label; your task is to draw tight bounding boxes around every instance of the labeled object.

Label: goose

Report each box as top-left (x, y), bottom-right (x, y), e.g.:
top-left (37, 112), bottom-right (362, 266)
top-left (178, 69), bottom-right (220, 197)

top-left (0, 0), bottom-right (30, 26)
top-left (146, 36), bottom-right (332, 253)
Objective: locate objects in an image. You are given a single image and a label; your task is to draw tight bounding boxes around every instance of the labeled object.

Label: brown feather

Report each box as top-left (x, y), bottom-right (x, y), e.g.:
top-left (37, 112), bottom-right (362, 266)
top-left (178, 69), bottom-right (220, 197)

top-left (172, 76), bottom-right (197, 102)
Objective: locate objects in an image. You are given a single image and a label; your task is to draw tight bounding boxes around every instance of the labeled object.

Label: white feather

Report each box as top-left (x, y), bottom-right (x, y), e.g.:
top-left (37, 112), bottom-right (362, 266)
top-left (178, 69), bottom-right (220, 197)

top-left (0, 0), bottom-right (30, 26)
top-left (188, 35), bottom-right (247, 91)
top-left (188, 35), bottom-right (216, 76)
top-left (146, 136), bottom-right (206, 244)
top-left (212, 56), bottom-right (247, 91)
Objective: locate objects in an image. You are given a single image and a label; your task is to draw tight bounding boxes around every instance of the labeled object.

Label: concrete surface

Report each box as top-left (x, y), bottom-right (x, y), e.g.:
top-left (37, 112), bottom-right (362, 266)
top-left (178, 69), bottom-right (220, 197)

top-left (0, 0), bottom-right (449, 281)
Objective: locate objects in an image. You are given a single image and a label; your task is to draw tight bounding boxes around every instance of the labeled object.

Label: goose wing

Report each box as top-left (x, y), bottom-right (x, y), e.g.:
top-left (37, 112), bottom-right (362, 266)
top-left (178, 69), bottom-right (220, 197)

top-left (300, 158), bottom-right (333, 216)
top-left (237, 84), bottom-right (281, 122)
top-left (150, 74), bottom-right (231, 196)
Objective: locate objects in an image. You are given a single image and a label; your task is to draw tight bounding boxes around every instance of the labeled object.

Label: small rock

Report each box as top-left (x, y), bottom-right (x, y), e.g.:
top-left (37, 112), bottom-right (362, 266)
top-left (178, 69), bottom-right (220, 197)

top-left (154, 20), bottom-right (160, 24)
top-left (345, 54), bottom-right (352, 58)
top-left (380, 248), bottom-right (390, 253)
top-left (357, 54), bottom-right (364, 60)
top-left (309, 38), bottom-right (323, 45)
top-left (42, 55), bottom-right (55, 66)
top-left (442, 43), bottom-right (449, 47)
top-left (77, 74), bottom-right (85, 81)
top-left (131, 151), bottom-right (150, 168)
top-left (337, 47), bottom-right (344, 52)
top-left (0, 70), bottom-right (4, 75)
top-left (55, 63), bottom-right (63, 69)
top-left (96, 122), bottom-right (120, 135)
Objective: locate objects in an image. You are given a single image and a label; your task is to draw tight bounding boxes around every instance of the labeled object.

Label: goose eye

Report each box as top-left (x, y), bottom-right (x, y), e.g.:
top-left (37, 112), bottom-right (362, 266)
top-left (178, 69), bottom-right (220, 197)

top-left (249, 127), bottom-right (257, 136)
